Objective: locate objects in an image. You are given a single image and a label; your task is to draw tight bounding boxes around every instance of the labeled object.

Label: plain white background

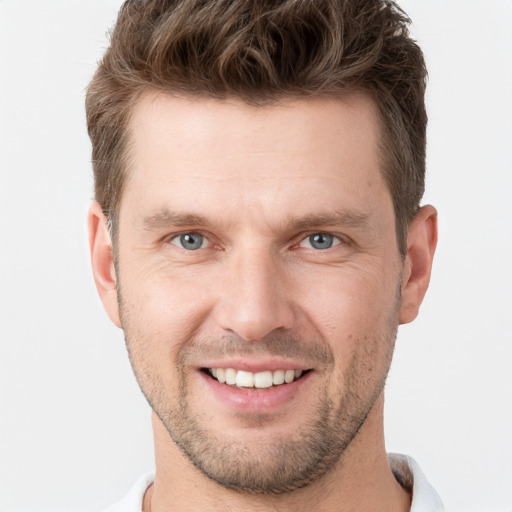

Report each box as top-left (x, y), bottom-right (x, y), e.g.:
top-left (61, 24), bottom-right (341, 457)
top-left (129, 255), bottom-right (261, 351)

top-left (0, 1), bottom-right (511, 510)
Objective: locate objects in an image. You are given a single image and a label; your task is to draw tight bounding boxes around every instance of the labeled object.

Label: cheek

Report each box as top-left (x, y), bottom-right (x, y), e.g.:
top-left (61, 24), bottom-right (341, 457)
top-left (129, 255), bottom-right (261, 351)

top-left (295, 264), bottom-right (400, 385)
top-left (298, 264), bottom-right (398, 336)
top-left (118, 264), bottom-right (215, 361)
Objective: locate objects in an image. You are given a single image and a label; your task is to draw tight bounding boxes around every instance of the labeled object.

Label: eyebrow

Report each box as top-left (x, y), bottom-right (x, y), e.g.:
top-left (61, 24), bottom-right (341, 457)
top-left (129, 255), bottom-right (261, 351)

top-left (142, 211), bottom-right (213, 231)
top-left (286, 210), bottom-right (371, 231)
top-left (142, 208), bottom-right (372, 233)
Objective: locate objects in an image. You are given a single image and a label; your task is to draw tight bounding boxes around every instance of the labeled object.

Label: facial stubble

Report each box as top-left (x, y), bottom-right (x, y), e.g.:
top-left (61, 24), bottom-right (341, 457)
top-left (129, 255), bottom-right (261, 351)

top-left (169, 349), bottom-right (391, 494)
top-left (118, 279), bottom-right (401, 495)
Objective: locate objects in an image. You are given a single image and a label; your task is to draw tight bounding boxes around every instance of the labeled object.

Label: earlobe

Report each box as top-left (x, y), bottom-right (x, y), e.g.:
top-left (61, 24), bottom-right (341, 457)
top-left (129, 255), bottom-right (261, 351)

top-left (399, 205), bottom-right (438, 325)
top-left (88, 201), bottom-right (122, 328)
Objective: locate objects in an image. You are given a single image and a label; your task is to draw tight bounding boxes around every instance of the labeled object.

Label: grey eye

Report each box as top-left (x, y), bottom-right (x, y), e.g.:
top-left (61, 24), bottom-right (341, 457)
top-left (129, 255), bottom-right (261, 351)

top-left (300, 233), bottom-right (340, 250)
top-left (172, 232), bottom-right (206, 250)
top-left (310, 233), bottom-right (333, 249)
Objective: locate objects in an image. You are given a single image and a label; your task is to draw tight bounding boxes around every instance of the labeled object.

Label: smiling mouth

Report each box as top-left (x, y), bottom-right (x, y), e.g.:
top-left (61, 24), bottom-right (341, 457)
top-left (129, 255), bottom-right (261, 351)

top-left (203, 368), bottom-right (310, 389)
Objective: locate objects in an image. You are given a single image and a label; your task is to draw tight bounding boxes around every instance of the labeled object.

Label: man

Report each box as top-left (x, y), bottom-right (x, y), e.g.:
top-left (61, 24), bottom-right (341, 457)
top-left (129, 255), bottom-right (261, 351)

top-left (86, 0), bottom-right (442, 510)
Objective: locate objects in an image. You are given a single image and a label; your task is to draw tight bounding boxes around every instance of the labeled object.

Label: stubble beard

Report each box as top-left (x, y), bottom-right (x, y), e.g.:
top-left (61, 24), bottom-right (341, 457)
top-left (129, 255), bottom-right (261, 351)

top-left (122, 330), bottom-right (397, 494)
top-left (165, 356), bottom-right (389, 494)
top-left (119, 284), bottom-right (400, 495)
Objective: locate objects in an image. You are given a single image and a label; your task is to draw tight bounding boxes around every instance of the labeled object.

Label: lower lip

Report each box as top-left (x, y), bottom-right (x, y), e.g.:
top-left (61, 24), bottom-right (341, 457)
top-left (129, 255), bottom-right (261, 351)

top-left (199, 371), bottom-right (312, 413)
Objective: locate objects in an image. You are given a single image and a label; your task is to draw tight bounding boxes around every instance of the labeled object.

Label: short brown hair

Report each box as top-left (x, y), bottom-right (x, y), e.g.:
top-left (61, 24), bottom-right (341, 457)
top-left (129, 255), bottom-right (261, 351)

top-left (86, 0), bottom-right (427, 255)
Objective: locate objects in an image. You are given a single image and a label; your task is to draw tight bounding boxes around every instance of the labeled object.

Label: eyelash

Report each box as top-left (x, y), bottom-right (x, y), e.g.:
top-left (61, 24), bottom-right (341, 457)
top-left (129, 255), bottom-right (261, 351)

top-left (168, 232), bottom-right (210, 250)
top-left (166, 231), bottom-right (347, 252)
top-left (297, 232), bottom-right (344, 250)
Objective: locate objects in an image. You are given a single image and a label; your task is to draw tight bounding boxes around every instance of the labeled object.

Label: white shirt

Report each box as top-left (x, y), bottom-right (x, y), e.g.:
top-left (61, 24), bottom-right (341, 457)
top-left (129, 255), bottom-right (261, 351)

top-left (104, 454), bottom-right (444, 512)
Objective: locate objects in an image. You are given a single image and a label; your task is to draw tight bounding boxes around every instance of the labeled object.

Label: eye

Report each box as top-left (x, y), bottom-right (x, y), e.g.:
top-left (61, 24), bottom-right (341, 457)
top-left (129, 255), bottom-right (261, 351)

top-left (299, 233), bottom-right (341, 250)
top-left (170, 232), bottom-right (208, 250)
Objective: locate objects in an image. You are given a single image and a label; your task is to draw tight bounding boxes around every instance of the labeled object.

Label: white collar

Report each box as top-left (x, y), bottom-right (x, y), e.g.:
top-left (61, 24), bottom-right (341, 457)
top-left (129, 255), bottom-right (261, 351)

top-left (104, 454), bottom-right (444, 511)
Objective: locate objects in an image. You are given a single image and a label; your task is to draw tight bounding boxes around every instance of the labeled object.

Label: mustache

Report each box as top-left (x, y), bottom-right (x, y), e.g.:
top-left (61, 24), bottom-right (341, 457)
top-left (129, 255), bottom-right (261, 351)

top-left (181, 332), bottom-right (334, 367)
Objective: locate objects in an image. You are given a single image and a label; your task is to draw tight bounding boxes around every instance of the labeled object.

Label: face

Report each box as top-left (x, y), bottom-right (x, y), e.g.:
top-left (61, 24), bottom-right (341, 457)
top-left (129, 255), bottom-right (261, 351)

top-left (109, 93), bottom-right (406, 492)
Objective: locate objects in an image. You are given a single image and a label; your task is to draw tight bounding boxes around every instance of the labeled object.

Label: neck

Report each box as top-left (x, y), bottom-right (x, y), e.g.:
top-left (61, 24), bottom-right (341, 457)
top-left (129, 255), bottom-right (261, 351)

top-left (143, 395), bottom-right (411, 512)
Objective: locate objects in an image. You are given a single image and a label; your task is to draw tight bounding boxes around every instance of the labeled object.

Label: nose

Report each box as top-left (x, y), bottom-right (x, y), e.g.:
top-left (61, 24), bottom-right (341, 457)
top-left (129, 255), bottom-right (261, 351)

top-left (214, 247), bottom-right (295, 342)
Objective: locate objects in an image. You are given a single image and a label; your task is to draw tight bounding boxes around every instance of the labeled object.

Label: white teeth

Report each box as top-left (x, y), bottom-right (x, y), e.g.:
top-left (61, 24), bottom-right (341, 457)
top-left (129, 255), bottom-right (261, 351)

top-left (254, 371), bottom-right (273, 388)
top-left (216, 368), bottom-right (226, 383)
top-left (284, 369), bottom-right (295, 383)
top-left (236, 370), bottom-right (254, 388)
top-left (209, 368), bottom-right (305, 388)
top-left (225, 368), bottom-right (237, 386)
top-left (273, 369), bottom-right (285, 385)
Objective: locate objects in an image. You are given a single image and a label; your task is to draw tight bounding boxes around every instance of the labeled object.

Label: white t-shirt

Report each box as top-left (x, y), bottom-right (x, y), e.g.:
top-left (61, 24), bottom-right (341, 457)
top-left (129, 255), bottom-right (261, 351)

top-left (104, 454), bottom-right (444, 512)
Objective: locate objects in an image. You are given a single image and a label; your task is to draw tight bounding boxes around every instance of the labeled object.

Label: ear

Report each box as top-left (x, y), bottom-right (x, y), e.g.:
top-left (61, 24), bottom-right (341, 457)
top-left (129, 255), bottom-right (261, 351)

top-left (88, 201), bottom-right (122, 328)
top-left (399, 205), bottom-right (438, 325)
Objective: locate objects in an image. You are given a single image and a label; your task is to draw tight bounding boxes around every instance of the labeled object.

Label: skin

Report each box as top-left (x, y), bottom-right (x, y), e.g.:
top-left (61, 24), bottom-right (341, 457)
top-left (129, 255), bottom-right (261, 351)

top-left (89, 92), bottom-right (437, 512)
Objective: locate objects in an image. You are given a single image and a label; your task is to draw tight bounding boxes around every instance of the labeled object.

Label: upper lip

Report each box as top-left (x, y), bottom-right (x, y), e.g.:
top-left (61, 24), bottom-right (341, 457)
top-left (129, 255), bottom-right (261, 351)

top-left (197, 358), bottom-right (313, 373)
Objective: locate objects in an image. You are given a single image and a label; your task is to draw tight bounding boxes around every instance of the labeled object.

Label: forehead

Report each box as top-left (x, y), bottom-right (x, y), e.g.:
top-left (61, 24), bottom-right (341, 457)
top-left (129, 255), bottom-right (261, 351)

top-left (120, 92), bottom-right (390, 228)
top-left (126, 92), bottom-right (382, 169)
